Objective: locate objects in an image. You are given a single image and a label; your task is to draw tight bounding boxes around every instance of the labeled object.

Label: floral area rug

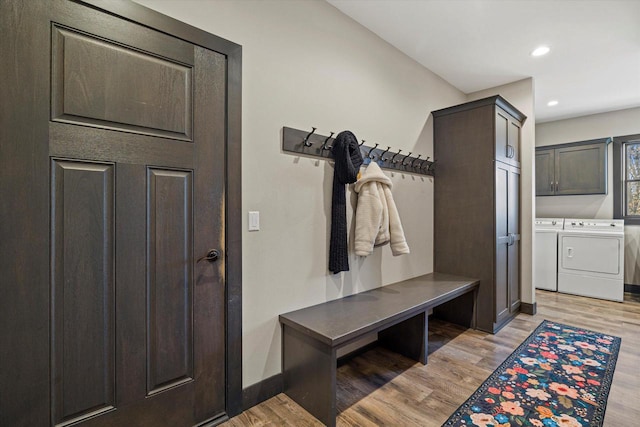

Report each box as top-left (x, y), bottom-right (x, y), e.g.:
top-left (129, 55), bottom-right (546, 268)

top-left (443, 320), bottom-right (621, 427)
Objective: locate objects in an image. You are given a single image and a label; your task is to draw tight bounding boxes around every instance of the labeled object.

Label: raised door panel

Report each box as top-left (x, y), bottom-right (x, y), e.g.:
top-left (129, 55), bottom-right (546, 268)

top-left (495, 163), bottom-right (510, 325)
top-left (508, 119), bottom-right (521, 168)
top-left (146, 168), bottom-right (194, 395)
top-left (555, 144), bottom-right (606, 195)
top-left (508, 167), bottom-right (521, 312)
top-left (535, 149), bottom-right (555, 196)
top-left (495, 108), bottom-right (521, 167)
top-left (495, 110), bottom-right (509, 164)
top-left (51, 160), bottom-right (115, 425)
top-left (51, 25), bottom-right (192, 140)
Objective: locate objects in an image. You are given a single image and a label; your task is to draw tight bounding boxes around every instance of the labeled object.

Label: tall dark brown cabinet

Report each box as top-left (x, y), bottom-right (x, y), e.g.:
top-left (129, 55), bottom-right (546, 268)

top-left (432, 96), bottom-right (526, 333)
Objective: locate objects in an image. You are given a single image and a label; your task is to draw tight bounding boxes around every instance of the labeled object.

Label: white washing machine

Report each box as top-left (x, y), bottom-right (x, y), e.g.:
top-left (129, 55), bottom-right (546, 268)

top-left (557, 219), bottom-right (624, 302)
top-left (534, 218), bottom-right (564, 291)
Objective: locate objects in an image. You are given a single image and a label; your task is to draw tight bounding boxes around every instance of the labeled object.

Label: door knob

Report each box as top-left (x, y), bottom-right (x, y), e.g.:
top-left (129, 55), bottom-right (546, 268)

top-left (197, 249), bottom-right (220, 263)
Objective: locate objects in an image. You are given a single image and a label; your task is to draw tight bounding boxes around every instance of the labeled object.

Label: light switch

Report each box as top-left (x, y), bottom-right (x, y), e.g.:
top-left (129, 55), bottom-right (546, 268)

top-left (248, 211), bottom-right (260, 231)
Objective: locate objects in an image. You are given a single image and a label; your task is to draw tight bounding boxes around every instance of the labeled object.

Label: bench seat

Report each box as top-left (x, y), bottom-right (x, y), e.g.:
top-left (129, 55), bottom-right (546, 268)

top-left (279, 272), bottom-right (479, 426)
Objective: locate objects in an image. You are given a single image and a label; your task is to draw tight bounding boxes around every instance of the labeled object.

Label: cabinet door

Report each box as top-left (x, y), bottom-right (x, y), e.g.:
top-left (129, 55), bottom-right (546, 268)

top-left (555, 143), bottom-right (606, 195)
top-left (495, 162), bottom-right (520, 324)
top-left (508, 166), bottom-right (521, 312)
top-left (495, 108), bottom-right (521, 167)
top-left (535, 149), bottom-right (555, 196)
top-left (495, 162), bottom-right (511, 324)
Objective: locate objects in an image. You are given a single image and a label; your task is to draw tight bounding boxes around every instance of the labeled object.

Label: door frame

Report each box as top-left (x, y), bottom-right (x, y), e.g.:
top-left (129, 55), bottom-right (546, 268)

top-left (78, 0), bottom-right (244, 420)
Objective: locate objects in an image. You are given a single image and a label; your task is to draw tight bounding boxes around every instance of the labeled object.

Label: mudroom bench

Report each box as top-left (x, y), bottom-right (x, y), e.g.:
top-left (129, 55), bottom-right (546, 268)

top-left (278, 272), bottom-right (479, 426)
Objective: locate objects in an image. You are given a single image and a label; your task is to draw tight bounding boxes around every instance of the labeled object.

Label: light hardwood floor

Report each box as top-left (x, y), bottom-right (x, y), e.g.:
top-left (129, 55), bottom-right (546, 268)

top-left (222, 290), bottom-right (640, 426)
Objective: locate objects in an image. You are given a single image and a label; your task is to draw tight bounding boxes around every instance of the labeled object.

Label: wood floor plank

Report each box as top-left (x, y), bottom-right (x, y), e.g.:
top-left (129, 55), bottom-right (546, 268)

top-left (221, 290), bottom-right (640, 426)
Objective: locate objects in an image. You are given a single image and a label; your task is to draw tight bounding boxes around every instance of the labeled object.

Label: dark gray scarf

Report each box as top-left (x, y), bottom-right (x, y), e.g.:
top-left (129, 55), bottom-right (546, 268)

top-left (329, 131), bottom-right (364, 273)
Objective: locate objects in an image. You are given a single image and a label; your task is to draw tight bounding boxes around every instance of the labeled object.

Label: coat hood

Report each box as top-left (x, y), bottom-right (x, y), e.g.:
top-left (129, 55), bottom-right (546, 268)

top-left (354, 161), bottom-right (392, 193)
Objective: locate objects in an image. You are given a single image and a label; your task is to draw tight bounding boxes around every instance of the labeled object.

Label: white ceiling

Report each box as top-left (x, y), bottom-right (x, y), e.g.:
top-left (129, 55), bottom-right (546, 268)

top-left (327, 0), bottom-right (640, 123)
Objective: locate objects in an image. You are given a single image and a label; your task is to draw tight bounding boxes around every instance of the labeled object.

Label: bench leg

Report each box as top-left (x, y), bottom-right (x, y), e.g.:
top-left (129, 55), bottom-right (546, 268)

top-left (282, 325), bottom-right (337, 427)
top-left (432, 288), bottom-right (478, 329)
top-left (379, 311), bottom-right (428, 365)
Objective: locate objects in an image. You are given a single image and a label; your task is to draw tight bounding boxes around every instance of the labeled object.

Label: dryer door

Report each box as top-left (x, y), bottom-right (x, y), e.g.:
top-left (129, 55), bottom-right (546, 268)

top-left (560, 235), bottom-right (621, 275)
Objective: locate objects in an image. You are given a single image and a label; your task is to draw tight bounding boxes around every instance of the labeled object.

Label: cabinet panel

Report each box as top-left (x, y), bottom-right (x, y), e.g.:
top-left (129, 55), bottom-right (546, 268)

top-left (496, 162), bottom-right (520, 324)
top-left (495, 164), bottom-right (510, 324)
top-left (508, 120), bottom-right (521, 167)
top-left (535, 140), bottom-right (607, 196)
top-left (495, 108), bottom-right (521, 167)
top-left (433, 95), bottom-right (525, 334)
top-left (535, 149), bottom-right (555, 196)
top-left (495, 111), bottom-right (509, 164)
top-left (508, 168), bottom-right (521, 312)
top-left (556, 144), bottom-right (606, 195)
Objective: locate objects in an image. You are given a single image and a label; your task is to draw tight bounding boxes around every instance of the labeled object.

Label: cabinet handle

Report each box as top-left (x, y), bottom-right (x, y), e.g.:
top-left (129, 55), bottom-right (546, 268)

top-left (506, 145), bottom-right (515, 158)
top-left (550, 181), bottom-right (553, 191)
top-left (556, 181), bottom-right (559, 191)
top-left (507, 233), bottom-right (513, 246)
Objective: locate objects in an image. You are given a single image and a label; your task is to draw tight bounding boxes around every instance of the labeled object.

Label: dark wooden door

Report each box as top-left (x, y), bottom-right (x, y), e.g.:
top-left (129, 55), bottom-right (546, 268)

top-left (1, 1), bottom-right (233, 426)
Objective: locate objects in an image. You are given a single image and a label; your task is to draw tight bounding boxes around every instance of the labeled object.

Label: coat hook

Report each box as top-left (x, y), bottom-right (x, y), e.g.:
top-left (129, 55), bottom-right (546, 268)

top-left (380, 146), bottom-right (391, 161)
top-left (411, 154), bottom-right (422, 167)
top-left (321, 132), bottom-right (334, 151)
top-left (368, 143), bottom-right (379, 159)
top-left (359, 139), bottom-right (366, 147)
top-left (391, 149), bottom-right (403, 163)
top-left (421, 157), bottom-right (431, 169)
top-left (402, 152), bottom-right (413, 166)
top-left (302, 127), bottom-right (316, 147)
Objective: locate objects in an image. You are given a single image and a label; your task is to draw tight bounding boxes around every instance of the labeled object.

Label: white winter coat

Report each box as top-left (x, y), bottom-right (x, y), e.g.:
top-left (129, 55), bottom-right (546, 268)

top-left (353, 162), bottom-right (410, 256)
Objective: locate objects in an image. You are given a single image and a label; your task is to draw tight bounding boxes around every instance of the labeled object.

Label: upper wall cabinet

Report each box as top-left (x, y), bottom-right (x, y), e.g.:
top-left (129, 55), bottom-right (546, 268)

top-left (535, 138), bottom-right (608, 196)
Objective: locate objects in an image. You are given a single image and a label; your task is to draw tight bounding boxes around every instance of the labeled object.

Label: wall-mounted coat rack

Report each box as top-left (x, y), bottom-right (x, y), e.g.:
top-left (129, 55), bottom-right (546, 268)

top-left (282, 126), bottom-right (435, 176)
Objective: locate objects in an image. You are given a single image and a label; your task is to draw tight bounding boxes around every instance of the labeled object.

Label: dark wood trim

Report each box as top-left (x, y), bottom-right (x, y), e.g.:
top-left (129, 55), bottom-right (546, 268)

top-left (0, 2), bottom-right (51, 424)
top-left (74, 0), bottom-right (244, 418)
top-left (520, 302), bottom-right (537, 315)
top-left (613, 134), bottom-right (640, 225)
top-left (614, 136), bottom-right (624, 220)
top-left (197, 413), bottom-right (230, 427)
top-left (535, 137), bottom-right (612, 152)
top-left (431, 95), bottom-right (527, 124)
top-left (77, 0), bottom-right (239, 54)
top-left (225, 39), bottom-right (244, 419)
top-left (242, 374), bottom-right (283, 411)
top-left (625, 284), bottom-right (640, 294)
top-left (612, 134), bottom-right (640, 144)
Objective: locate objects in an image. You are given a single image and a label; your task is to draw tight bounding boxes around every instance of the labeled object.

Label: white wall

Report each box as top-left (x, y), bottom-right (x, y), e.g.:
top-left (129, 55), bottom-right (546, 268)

top-left (535, 106), bottom-right (640, 284)
top-left (135, 0), bottom-right (466, 388)
top-left (466, 79), bottom-right (536, 308)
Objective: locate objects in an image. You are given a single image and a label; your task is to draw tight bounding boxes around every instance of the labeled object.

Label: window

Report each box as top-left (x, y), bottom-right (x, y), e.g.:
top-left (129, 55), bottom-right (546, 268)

top-left (614, 134), bottom-right (640, 225)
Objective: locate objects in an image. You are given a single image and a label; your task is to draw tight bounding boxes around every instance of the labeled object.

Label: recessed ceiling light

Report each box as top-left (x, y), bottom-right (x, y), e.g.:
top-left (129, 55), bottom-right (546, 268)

top-left (547, 100), bottom-right (559, 107)
top-left (531, 46), bottom-right (550, 57)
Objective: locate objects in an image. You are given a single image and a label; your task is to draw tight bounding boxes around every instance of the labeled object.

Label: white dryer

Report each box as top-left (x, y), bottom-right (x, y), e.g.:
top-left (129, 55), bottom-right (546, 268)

top-left (557, 219), bottom-right (624, 302)
top-left (534, 218), bottom-right (564, 291)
